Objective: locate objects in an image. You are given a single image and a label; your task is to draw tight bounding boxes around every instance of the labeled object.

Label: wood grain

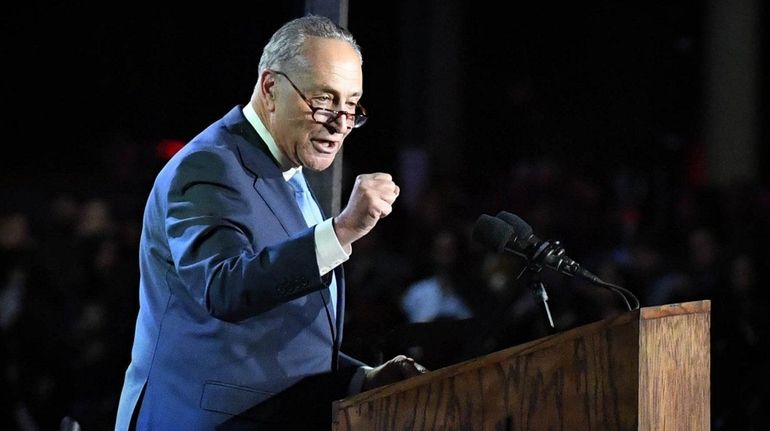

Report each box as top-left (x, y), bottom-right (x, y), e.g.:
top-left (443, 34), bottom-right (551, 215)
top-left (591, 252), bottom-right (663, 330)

top-left (639, 312), bottom-right (710, 430)
top-left (332, 300), bottom-right (710, 431)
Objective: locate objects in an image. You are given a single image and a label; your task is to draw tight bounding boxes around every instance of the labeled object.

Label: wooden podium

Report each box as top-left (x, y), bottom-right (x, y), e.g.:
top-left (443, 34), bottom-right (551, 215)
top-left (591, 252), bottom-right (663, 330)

top-left (332, 300), bottom-right (710, 430)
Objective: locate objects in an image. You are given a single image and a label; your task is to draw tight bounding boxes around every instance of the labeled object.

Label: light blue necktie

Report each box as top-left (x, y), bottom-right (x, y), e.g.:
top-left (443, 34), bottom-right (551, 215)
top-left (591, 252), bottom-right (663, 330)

top-left (288, 170), bottom-right (337, 315)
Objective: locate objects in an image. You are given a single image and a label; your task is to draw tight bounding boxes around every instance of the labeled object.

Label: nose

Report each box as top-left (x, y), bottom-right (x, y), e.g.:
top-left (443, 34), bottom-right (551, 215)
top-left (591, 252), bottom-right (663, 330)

top-left (326, 111), bottom-right (351, 133)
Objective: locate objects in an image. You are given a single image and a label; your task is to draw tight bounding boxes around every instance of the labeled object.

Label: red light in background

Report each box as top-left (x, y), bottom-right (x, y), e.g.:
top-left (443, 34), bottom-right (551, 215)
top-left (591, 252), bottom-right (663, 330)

top-left (156, 139), bottom-right (185, 160)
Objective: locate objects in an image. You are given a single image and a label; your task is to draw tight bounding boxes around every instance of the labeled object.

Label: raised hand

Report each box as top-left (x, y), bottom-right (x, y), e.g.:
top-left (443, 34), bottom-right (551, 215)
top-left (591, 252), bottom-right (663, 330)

top-left (334, 173), bottom-right (399, 249)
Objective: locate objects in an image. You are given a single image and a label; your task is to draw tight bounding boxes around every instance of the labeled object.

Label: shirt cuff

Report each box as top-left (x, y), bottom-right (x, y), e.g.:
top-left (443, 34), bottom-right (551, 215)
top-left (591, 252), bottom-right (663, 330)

top-left (348, 365), bottom-right (373, 395)
top-left (314, 218), bottom-right (350, 276)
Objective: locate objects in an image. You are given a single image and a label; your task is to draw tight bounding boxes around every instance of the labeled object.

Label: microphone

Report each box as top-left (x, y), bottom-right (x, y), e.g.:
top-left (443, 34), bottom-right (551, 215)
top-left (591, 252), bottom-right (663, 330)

top-left (471, 211), bottom-right (640, 312)
top-left (471, 212), bottom-right (601, 284)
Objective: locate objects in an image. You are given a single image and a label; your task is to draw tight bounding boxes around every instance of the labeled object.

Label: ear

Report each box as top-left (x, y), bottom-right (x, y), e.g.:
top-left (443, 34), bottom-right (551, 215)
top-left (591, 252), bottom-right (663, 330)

top-left (259, 70), bottom-right (278, 111)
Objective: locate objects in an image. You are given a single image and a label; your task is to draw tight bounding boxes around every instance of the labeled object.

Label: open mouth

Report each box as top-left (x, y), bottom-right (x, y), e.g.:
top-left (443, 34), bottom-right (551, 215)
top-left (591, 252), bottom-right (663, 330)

top-left (312, 139), bottom-right (338, 154)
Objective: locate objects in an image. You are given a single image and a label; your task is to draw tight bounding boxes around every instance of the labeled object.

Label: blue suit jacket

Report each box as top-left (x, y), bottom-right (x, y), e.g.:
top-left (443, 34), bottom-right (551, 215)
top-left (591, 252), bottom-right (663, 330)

top-left (116, 106), bottom-right (361, 430)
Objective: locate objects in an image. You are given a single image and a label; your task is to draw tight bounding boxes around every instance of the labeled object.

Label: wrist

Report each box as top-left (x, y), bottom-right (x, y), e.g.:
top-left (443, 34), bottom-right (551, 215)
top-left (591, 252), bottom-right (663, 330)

top-left (333, 216), bottom-right (354, 252)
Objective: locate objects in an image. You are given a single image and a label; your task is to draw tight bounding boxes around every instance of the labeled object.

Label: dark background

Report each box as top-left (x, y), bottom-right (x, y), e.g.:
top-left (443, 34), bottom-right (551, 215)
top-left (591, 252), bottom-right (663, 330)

top-left (2, 2), bottom-right (767, 198)
top-left (1, 1), bottom-right (768, 429)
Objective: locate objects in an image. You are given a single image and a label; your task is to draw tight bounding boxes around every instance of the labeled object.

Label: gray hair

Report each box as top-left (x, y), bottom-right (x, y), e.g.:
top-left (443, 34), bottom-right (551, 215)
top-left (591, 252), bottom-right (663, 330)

top-left (258, 15), bottom-right (362, 75)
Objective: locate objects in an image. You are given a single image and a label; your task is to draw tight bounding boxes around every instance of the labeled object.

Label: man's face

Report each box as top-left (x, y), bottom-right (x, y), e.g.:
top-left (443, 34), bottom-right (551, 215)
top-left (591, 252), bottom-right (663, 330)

top-left (273, 37), bottom-right (363, 172)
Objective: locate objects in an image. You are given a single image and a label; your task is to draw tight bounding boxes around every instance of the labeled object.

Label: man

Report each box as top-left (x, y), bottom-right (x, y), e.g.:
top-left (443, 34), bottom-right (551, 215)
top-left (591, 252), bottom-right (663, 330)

top-left (116, 15), bottom-right (425, 430)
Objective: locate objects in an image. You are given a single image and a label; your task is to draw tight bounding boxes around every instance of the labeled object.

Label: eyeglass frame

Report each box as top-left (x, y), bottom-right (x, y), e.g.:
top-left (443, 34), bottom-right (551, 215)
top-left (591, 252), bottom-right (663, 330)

top-left (270, 70), bottom-right (368, 129)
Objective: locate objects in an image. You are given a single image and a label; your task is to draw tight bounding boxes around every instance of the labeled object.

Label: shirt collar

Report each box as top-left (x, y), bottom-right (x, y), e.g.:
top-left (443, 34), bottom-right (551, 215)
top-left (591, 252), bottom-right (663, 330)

top-left (242, 103), bottom-right (300, 181)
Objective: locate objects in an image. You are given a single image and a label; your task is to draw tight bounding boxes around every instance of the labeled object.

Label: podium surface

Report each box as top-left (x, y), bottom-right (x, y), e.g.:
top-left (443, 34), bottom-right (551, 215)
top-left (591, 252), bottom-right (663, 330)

top-left (332, 300), bottom-right (710, 431)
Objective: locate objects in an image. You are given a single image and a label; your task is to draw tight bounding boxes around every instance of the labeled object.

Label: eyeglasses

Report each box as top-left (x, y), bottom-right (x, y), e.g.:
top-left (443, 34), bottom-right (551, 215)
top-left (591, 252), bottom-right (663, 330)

top-left (272, 70), bottom-right (368, 129)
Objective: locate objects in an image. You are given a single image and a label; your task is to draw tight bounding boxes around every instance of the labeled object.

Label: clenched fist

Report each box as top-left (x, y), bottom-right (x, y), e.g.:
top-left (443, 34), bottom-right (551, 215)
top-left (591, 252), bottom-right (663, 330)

top-left (334, 173), bottom-right (399, 249)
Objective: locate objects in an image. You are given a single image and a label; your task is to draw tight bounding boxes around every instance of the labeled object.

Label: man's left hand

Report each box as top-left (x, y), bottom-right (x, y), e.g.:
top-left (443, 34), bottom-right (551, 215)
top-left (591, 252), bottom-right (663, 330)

top-left (362, 355), bottom-right (428, 391)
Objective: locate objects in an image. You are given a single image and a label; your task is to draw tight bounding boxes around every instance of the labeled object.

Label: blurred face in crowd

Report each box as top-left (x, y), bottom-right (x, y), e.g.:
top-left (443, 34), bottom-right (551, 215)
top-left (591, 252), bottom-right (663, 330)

top-left (268, 37), bottom-right (363, 171)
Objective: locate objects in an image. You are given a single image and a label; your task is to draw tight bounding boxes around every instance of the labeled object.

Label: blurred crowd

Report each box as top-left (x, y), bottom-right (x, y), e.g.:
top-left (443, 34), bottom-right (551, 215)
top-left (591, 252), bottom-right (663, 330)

top-left (1, 194), bottom-right (140, 429)
top-left (340, 150), bottom-right (770, 430)
top-left (2, 147), bottom-right (768, 429)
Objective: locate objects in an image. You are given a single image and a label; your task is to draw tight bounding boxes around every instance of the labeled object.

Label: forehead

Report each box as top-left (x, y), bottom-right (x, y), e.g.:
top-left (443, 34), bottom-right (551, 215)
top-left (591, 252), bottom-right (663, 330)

top-left (300, 37), bottom-right (363, 93)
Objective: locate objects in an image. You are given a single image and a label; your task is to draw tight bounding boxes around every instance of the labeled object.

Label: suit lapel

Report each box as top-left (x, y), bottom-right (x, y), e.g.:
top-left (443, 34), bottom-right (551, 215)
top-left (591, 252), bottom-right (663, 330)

top-left (318, 282), bottom-right (336, 340)
top-left (253, 175), bottom-right (307, 234)
top-left (224, 106), bottom-right (341, 343)
top-left (224, 108), bottom-right (307, 235)
top-left (312, 193), bottom-right (344, 342)
top-left (333, 266), bottom-right (345, 346)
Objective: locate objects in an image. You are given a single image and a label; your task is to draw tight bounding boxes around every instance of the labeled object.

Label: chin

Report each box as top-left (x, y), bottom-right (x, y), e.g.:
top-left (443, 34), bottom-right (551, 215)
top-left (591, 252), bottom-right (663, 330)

top-left (302, 155), bottom-right (337, 172)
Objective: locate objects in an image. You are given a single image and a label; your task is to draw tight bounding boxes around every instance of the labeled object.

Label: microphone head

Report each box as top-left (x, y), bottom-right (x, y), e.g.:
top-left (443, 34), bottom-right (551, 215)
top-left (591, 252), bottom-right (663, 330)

top-left (471, 214), bottom-right (514, 253)
top-left (495, 211), bottom-right (533, 239)
top-left (496, 211), bottom-right (535, 250)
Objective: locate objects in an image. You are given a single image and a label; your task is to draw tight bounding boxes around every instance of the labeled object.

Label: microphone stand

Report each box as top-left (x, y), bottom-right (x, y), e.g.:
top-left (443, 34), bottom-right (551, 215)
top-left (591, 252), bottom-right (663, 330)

top-left (520, 265), bottom-right (556, 331)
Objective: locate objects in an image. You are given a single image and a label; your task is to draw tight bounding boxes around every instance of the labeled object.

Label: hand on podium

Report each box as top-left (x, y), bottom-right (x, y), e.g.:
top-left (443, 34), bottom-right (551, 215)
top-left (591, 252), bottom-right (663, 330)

top-left (362, 355), bottom-right (428, 391)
